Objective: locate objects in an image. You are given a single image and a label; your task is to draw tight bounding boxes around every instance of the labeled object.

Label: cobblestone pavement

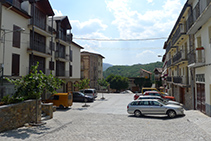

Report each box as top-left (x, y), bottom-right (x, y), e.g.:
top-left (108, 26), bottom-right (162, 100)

top-left (1, 93), bottom-right (211, 141)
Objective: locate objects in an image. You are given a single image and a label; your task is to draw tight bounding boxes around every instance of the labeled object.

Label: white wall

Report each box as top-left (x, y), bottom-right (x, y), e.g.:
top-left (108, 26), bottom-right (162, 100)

top-left (71, 43), bottom-right (81, 79)
top-left (1, 6), bottom-right (30, 76)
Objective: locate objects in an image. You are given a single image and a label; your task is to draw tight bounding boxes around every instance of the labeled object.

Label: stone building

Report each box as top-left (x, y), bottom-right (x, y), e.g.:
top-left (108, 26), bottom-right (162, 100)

top-left (81, 51), bottom-right (104, 90)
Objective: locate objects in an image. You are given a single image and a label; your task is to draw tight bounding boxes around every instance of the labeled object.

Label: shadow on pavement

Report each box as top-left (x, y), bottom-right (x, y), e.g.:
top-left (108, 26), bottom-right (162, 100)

top-left (56, 107), bottom-right (72, 111)
top-left (0, 125), bottom-right (51, 140)
top-left (128, 114), bottom-right (185, 120)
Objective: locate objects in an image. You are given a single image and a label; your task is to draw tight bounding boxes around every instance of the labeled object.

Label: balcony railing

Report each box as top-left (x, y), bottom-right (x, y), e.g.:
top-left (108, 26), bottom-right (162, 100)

top-left (29, 42), bottom-right (51, 55)
top-left (55, 52), bottom-right (69, 60)
top-left (188, 50), bottom-right (195, 65)
top-left (172, 50), bottom-right (187, 64)
top-left (166, 42), bottom-right (172, 53)
top-left (6, 0), bottom-right (21, 9)
top-left (172, 24), bottom-right (186, 45)
top-left (56, 70), bottom-right (70, 77)
top-left (188, 49), bottom-right (205, 66)
top-left (173, 76), bottom-right (189, 85)
top-left (167, 59), bottom-right (172, 68)
top-left (187, 0), bottom-right (211, 31)
top-left (166, 76), bottom-right (172, 82)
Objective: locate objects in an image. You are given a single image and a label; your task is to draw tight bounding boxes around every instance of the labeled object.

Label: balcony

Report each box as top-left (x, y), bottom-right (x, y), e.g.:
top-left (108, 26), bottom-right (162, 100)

top-left (188, 49), bottom-right (205, 68)
top-left (27, 42), bottom-right (51, 58)
top-left (5, 0), bottom-right (21, 9)
top-left (172, 24), bottom-right (187, 46)
top-left (2, 0), bottom-right (30, 18)
top-left (173, 76), bottom-right (189, 86)
top-left (172, 50), bottom-right (188, 65)
top-left (167, 59), bottom-right (172, 68)
top-left (55, 52), bottom-right (70, 62)
top-left (187, 0), bottom-right (211, 34)
top-left (26, 67), bottom-right (53, 76)
top-left (56, 70), bottom-right (70, 78)
top-left (166, 76), bottom-right (172, 82)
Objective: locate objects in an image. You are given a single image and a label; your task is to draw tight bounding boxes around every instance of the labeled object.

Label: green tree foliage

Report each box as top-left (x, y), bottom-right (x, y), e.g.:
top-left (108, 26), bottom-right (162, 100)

top-left (106, 74), bottom-right (129, 92)
top-left (5, 62), bottom-right (63, 101)
top-left (103, 62), bottom-right (163, 78)
top-left (97, 78), bottom-right (109, 90)
top-left (134, 78), bottom-right (152, 91)
top-left (74, 79), bottom-right (90, 90)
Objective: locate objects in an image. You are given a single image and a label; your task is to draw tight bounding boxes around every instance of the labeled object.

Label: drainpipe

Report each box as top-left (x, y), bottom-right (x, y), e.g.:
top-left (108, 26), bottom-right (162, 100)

top-left (0, 3), bottom-right (2, 86)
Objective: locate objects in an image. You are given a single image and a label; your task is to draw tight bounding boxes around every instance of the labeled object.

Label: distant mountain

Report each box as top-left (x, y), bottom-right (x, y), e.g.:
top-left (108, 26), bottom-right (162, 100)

top-left (103, 63), bottom-right (113, 71)
top-left (103, 61), bottom-right (163, 78)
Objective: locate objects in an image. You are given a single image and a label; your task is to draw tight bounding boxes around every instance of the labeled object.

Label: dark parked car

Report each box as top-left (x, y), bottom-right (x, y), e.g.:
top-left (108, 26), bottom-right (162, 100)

top-left (73, 92), bottom-right (94, 102)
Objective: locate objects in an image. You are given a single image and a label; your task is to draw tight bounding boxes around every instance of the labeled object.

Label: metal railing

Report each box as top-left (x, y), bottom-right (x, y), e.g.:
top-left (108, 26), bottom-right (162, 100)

top-left (187, 50), bottom-right (195, 65)
top-left (55, 52), bottom-right (69, 60)
top-left (6, 0), bottom-right (21, 9)
top-left (167, 59), bottom-right (172, 67)
top-left (29, 42), bottom-right (51, 55)
top-left (173, 76), bottom-right (189, 85)
top-left (166, 76), bottom-right (172, 82)
top-left (187, 49), bottom-right (205, 65)
top-left (172, 50), bottom-right (187, 64)
top-left (172, 24), bottom-right (186, 45)
top-left (187, 0), bottom-right (211, 30)
top-left (56, 70), bottom-right (70, 77)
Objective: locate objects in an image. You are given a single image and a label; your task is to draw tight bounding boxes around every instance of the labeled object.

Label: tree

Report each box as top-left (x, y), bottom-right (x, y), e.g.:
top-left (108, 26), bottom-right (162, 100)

top-left (97, 78), bottom-right (109, 99)
top-left (73, 79), bottom-right (90, 90)
top-left (106, 74), bottom-right (129, 92)
top-left (97, 78), bottom-right (109, 91)
top-left (134, 78), bottom-right (152, 91)
top-left (5, 62), bottom-right (64, 101)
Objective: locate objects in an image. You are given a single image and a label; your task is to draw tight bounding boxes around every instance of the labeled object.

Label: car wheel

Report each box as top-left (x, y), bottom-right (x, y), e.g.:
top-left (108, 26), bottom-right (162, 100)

top-left (167, 110), bottom-right (176, 118)
top-left (134, 110), bottom-right (142, 117)
top-left (59, 105), bottom-right (64, 109)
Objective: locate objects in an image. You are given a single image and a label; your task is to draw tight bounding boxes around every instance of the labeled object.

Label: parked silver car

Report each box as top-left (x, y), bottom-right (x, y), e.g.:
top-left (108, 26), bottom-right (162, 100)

top-left (127, 99), bottom-right (184, 118)
top-left (138, 95), bottom-right (183, 106)
top-left (80, 89), bottom-right (97, 98)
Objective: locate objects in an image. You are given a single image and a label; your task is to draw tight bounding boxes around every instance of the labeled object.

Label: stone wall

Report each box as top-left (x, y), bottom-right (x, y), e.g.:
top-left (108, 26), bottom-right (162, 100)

top-left (0, 99), bottom-right (41, 132)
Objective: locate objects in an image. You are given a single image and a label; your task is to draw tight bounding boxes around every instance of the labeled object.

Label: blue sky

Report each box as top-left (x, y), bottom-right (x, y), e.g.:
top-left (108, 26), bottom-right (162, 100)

top-left (49, 0), bottom-right (186, 65)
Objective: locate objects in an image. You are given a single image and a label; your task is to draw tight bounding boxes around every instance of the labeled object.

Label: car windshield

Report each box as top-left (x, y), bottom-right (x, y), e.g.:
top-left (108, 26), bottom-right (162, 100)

top-left (158, 98), bottom-right (168, 104)
top-left (78, 92), bottom-right (85, 96)
top-left (158, 99), bottom-right (167, 105)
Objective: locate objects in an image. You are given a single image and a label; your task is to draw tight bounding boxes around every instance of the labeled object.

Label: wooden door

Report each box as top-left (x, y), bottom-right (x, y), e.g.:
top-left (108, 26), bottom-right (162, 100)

top-left (197, 83), bottom-right (205, 113)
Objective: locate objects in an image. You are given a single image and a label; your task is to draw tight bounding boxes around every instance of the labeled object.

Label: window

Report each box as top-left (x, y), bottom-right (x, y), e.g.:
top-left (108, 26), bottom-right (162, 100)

top-left (53, 95), bottom-right (59, 100)
top-left (131, 101), bottom-right (139, 105)
top-left (151, 101), bottom-right (160, 106)
top-left (13, 25), bottom-right (21, 48)
top-left (12, 54), bottom-right (20, 76)
top-left (69, 64), bottom-right (72, 77)
top-left (49, 61), bottom-right (54, 70)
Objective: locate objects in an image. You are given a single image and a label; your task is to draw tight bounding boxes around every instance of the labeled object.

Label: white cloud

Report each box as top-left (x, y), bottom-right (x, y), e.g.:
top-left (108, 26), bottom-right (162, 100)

top-left (136, 50), bottom-right (158, 64)
top-left (106, 0), bottom-right (183, 39)
top-left (71, 19), bottom-right (107, 34)
top-left (147, 0), bottom-right (153, 3)
top-left (53, 9), bottom-right (63, 16)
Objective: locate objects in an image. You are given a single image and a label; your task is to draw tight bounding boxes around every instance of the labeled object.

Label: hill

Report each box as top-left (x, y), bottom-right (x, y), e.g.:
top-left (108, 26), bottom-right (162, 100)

top-left (103, 63), bottom-right (113, 71)
top-left (103, 61), bottom-right (163, 78)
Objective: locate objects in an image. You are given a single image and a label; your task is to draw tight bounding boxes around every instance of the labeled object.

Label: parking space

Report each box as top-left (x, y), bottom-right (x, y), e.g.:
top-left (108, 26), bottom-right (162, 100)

top-left (1, 93), bottom-right (211, 141)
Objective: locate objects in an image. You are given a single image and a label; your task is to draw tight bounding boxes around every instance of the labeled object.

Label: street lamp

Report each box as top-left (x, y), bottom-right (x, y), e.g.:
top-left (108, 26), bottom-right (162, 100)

top-left (0, 28), bottom-right (25, 86)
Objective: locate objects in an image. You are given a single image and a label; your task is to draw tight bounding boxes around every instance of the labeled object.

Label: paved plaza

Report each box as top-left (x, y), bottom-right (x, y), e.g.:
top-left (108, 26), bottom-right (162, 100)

top-left (1, 93), bottom-right (211, 141)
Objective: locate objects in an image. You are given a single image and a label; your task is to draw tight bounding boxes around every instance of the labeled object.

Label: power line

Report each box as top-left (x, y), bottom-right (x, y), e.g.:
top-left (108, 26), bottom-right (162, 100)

top-left (73, 37), bottom-right (167, 41)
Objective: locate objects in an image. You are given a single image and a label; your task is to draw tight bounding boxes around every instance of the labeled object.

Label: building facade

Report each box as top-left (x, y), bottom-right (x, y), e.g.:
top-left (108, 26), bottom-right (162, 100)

top-left (81, 51), bottom-right (104, 90)
top-left (0, 0), bottom-right (83, 99)
top-left (162, 0), bottom-right (211, 115)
